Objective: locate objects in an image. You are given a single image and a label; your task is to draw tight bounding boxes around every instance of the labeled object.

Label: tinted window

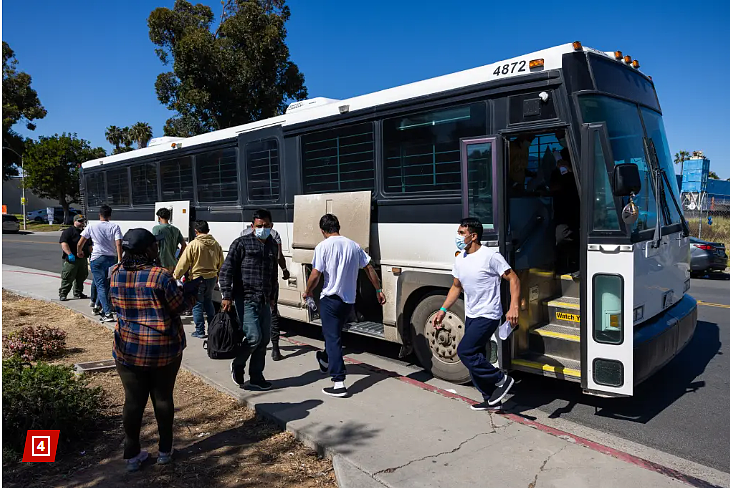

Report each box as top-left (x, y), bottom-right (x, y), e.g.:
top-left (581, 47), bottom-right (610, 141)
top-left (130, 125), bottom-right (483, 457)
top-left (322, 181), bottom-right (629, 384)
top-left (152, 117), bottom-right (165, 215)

top-left (160, 156), bottom-right (194, 201)
top-left (383, 102), bottom-right (486, 193)
top-left (246, 139), bottom-right (280, 201)
top-left (131, 163), bottom-right (158, 205)
top-left (580, 95), bottom-right (657, 233)
top-left (106, 167), bottom-right (130, 206)
top-left (465, 141), bottom-right (494, 229)
top-left (589, 55), bottom-right (659, 111)
top-left (301, 123), bottom-right (374, 194)
top-left (196, 148), bottom-right (238, 203)
top-left (592, 135), bottom-right (620, 231)
top-left (85, 172), bottom-right (105, 207)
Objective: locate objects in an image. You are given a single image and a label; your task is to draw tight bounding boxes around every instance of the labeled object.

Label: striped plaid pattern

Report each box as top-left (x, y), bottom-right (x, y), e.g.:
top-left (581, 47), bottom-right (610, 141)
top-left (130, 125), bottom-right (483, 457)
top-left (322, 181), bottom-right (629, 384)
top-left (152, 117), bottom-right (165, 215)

top-left (219, 233), bottom-right (278, 302)
top-left (110, 265), bottom-right (191, 368)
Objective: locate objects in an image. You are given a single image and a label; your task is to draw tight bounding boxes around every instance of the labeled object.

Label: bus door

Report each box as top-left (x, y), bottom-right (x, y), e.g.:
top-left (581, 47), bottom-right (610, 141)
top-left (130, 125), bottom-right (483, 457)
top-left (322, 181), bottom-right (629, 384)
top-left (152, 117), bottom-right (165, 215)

top-left (154, 200), bottom-right (192, 240)
top-left (460, 136), bottom-right (509, 368)
top-left (291, 191), bottom-right (372, 315)
top-left (581, 123), bottom-right (634, 396)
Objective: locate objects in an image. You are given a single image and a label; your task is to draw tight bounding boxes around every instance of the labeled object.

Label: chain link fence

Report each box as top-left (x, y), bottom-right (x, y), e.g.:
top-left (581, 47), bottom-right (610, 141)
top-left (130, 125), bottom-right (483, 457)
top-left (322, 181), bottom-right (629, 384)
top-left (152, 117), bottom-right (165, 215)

top-left (683, 193), bottom-right (730, 246)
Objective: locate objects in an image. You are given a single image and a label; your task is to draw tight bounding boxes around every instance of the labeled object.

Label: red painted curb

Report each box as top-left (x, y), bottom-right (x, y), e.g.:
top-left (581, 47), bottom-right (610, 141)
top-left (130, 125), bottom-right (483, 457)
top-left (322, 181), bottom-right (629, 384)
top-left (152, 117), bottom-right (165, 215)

top-left (283, 336), bottom-right (719, 488)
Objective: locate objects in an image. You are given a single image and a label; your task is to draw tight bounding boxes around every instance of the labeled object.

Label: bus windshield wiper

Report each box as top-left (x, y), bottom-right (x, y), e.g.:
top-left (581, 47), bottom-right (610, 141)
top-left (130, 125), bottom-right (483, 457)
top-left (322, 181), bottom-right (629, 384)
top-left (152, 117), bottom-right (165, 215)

top-left (643, 138), bottom-right (690, 241)
top-left (643, 137), bottom-right (663, 247)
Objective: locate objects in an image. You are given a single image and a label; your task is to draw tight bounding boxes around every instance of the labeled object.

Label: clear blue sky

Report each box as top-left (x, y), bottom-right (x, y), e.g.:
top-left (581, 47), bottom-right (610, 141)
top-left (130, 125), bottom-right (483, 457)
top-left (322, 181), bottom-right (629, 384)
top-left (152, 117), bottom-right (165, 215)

top-left (3, 0), bottom-right (729, 176)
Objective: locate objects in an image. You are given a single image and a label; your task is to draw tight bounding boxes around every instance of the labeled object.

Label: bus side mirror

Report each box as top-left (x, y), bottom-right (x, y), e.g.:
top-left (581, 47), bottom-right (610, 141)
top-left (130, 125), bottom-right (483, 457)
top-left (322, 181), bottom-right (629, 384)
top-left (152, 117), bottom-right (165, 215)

top-left (613, 163), bottom-right (641, 197)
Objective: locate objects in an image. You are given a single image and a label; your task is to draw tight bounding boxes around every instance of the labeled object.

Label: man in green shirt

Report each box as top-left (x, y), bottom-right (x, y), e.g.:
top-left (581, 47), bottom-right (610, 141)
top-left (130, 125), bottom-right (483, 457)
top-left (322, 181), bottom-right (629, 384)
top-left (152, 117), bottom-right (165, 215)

top-left (152, 208), bottom-right (187, 272)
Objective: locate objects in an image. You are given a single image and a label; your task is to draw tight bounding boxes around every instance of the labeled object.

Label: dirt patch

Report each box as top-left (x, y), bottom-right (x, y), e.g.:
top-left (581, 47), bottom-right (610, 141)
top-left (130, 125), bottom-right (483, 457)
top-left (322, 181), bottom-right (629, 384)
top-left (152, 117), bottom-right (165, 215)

top-left (2, 290), bottom-right (336, 488)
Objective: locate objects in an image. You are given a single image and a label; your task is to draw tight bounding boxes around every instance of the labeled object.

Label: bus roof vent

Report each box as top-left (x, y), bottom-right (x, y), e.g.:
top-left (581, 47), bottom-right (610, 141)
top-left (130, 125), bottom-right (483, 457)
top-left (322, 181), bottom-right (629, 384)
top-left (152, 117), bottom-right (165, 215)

top-left (286, 97), bottom-right (341, 114)
top-left (149, 136), bottom-right (185, 147)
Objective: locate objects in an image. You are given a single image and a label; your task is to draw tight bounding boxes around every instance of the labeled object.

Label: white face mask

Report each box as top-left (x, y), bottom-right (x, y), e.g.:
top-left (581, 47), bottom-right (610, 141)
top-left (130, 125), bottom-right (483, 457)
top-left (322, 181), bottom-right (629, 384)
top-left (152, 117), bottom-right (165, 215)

top-left (559, 166), bottom-right (569, 175)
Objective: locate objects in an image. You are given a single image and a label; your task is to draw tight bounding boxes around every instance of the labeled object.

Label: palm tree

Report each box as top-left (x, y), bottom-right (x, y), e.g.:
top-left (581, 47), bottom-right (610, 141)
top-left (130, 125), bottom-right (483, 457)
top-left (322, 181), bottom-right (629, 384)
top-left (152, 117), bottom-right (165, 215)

top-left (130, 122), bottom-right (153, 149)
top-left (674, 149), bottom-right (690, 188)
top-left (105, 125), bottom-right (124, 152)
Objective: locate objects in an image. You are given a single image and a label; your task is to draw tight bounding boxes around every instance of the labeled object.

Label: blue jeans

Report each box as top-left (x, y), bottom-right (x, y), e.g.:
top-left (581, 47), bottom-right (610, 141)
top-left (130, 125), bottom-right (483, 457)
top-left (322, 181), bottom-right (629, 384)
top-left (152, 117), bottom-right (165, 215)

top-left (457, 317), bottom-right (504, 400)
top-left (90, 255), bottom-right (116, 315)
top-left (233, 298), bottom-right (271, 382)
top-left (320, 295), bottom-right (353, 382)
top-left (193, 277), bottom-right (217, 334)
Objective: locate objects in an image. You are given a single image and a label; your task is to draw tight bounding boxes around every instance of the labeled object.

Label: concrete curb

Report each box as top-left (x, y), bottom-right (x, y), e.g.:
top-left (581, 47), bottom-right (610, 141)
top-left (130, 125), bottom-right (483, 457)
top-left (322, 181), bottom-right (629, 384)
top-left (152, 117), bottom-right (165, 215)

top-left (333, 455), bottom-right (388, 488)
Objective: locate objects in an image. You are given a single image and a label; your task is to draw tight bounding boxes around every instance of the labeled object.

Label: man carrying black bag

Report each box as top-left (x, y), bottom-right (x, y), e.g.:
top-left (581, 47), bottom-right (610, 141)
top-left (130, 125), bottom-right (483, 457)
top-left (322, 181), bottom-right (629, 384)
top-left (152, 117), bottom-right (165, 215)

top-left (219, 209), bottom-right (279, 391)
top-left (205, 310), bottom-right (244, 359)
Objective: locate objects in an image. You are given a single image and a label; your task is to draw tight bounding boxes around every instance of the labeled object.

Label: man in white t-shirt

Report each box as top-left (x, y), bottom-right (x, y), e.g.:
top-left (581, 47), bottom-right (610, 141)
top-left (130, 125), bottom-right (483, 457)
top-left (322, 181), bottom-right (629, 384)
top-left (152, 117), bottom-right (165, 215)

top-left (77, 205), bottom-right (123, 322)
top-left (434, 217), bottom-right (521, 411)
top-left (303, 214), bottom-right (386, 398)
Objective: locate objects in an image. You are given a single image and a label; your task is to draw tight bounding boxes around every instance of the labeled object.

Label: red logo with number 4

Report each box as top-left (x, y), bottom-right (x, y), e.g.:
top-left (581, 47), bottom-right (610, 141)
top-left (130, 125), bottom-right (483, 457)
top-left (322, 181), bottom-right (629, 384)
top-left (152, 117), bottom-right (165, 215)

top-left (22, 430), bottom-right (60, 462)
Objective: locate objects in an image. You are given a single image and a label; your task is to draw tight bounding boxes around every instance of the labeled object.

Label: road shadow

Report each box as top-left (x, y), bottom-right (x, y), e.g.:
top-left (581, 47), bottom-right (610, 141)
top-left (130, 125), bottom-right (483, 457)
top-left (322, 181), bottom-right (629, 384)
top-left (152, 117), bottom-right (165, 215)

top-left (505, 320), bottom-right (721, 423)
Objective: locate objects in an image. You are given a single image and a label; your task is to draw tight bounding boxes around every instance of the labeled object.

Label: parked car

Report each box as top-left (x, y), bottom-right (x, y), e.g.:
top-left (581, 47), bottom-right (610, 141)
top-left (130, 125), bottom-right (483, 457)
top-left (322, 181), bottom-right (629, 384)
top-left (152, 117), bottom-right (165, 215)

top-left (2, 214), bottom-right (20, 233)
top-left (26, 207), bottom-right (80, 224)
top-left (690, 237), bottom-right (727, 276)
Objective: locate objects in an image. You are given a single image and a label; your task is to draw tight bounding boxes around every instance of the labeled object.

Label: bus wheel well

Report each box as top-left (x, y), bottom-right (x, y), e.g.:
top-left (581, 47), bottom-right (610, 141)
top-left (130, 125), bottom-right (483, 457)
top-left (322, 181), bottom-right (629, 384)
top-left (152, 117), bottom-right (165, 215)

top-left (401, 286), bottom-right (450, 340)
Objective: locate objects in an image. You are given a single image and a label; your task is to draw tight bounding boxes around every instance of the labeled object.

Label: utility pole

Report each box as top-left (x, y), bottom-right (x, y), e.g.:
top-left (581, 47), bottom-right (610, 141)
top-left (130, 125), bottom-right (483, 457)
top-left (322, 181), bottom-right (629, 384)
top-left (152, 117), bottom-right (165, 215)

top-left (3, 146), bottom-right (27, 231)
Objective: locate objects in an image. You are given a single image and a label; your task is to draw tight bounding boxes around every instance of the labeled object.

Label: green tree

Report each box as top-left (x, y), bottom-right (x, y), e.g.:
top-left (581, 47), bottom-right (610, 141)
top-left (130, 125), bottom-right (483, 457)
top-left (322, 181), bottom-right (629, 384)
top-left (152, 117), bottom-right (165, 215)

top-left (708, 171), bottom-right (719, 180)
top-left (129, 122), bottom-right (153, 149)
top-left (2, 41), bottom-right (47, 179)
top-left (148, 0), bottom-right (307, 137)
top-left (23, 134), bottom-right (106, 224)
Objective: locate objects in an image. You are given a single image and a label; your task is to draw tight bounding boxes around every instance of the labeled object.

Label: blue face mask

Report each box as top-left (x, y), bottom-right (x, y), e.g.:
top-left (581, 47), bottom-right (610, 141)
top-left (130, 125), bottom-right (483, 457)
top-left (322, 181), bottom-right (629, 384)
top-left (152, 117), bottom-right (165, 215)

top-left (455, 234), bottom-right (467, 251)
top-left (255, 227), bottom-right (271, 239)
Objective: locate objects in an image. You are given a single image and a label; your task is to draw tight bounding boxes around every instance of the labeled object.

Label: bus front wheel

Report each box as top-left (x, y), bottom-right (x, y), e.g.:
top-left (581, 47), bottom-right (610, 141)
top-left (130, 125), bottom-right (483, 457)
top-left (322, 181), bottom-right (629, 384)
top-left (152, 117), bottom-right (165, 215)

top-left (411, 293), bottom-right (471, 384)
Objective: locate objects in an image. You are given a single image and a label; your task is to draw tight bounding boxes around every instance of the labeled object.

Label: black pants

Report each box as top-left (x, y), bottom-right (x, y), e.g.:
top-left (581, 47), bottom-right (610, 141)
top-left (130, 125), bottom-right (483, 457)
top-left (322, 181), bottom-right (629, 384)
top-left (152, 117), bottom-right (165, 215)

top-left (271, 282), bottom-right (281, 345)
top-left (115, 355), bottom-right (182, 459)
top-left (555, 223), bottom-right (579, 274)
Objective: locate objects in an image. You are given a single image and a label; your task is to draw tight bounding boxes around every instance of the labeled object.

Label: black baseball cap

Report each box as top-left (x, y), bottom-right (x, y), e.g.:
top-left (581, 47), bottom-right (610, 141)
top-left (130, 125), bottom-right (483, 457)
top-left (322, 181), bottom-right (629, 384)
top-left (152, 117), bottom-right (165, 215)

top-left (122, 228), bottom-right (164, 252)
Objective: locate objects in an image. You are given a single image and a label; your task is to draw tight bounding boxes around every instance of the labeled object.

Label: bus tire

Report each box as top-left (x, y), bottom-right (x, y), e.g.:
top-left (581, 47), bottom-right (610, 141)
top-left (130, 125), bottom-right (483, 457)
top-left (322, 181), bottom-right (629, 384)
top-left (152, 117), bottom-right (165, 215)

top-left (411, 292), bottom-right (471, 384)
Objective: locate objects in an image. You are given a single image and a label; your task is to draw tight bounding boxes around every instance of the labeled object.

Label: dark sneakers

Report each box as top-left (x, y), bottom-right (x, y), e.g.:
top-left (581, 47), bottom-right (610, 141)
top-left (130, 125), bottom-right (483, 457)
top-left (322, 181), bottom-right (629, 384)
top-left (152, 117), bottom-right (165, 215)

top-left (471, 401), bottom-right (503, 412)
top-left (488, 375), bottom-right (515, 406)
top-left (99, 313), bottom-right (115, 323)
top-left (59, 295), bottom-right (68, 302)
top-left (322, 385), bottom-right (348, 397)
top-left (190, 331), bottom-right (207, 339)
top-left (230, 361), bottom-right (245, 388)
top-left (74, 293), bottom-right (89, 299)
top-left (248, 379), bottom-right (273, 391)
top-left (316, 351), bottom-right (328, 373)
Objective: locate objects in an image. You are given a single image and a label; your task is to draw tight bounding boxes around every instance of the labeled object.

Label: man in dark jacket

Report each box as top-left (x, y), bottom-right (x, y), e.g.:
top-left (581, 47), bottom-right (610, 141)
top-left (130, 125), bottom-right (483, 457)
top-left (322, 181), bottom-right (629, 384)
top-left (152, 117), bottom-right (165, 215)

top-left (219, 209), bottom-right (279, 391)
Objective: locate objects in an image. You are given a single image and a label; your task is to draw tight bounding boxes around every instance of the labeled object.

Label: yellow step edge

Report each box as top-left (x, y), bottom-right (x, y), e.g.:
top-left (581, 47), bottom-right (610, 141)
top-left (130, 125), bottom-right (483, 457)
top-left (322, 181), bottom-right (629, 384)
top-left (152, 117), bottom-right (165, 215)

top-left (531, 328), bottom-right (580, 342)
top-left (559, 274), bottom-right (579, 281)
top-left (512, 359), bottom-right (581, 378)
top-left (548, 301), bottom-right (581, 310)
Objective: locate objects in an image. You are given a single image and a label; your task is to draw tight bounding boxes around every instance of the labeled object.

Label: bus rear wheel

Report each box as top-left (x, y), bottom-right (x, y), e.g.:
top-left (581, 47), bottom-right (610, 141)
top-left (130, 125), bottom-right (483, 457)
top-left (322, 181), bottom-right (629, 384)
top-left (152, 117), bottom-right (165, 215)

top-left (411, 293), bottom-right (471, 384)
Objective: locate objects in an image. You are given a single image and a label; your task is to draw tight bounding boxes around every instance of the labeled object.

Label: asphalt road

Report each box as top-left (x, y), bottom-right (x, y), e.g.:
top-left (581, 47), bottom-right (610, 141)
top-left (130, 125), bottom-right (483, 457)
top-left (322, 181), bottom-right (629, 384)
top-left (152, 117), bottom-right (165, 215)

top-left (3, 231), bottom-right (729, 473)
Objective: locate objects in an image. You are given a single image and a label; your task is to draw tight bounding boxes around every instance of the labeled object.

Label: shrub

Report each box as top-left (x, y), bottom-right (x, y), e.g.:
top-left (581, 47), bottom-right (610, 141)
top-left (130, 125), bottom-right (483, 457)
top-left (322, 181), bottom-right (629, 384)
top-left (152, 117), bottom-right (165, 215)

top-left (2, 358), bottom-right (104, 453)
top-left (4, 325), bottom-right (67, 361)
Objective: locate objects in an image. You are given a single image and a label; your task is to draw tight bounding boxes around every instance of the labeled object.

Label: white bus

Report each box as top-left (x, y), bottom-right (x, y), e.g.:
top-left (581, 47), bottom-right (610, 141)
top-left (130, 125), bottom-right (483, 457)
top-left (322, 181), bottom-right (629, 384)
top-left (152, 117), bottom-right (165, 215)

top-left (81, 42), bottom-right (696, 397)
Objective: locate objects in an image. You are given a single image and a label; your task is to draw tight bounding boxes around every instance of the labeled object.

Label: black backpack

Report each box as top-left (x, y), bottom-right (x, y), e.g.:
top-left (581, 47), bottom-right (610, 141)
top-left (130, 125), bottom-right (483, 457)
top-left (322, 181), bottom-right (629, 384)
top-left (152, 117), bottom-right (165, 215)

top-left (203, 310), bottom-right (244, 359)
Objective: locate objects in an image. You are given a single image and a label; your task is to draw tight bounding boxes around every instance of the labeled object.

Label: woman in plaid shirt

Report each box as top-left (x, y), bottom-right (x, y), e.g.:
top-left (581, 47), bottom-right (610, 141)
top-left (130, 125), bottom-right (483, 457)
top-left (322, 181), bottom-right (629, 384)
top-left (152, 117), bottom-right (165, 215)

top-left (110, 228), bottom-right (199, 472)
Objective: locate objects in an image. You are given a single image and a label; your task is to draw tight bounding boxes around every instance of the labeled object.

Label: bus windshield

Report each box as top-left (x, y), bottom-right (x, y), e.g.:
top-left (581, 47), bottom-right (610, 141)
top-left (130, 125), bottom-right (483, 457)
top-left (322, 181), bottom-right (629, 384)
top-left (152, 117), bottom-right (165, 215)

top-left (579, 95), bottom-right (681, 235)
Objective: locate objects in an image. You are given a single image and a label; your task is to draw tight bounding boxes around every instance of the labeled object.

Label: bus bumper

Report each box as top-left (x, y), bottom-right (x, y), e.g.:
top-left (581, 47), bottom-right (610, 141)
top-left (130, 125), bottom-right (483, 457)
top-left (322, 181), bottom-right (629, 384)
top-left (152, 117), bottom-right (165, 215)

top-left (634, 294), bottom-right (697, 385)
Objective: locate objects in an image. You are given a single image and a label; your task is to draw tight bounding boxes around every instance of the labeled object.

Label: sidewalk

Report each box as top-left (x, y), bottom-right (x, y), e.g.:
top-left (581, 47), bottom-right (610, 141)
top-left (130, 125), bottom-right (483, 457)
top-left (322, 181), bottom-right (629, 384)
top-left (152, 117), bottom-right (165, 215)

top-left (3, 264), bottom-right (727, 488)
